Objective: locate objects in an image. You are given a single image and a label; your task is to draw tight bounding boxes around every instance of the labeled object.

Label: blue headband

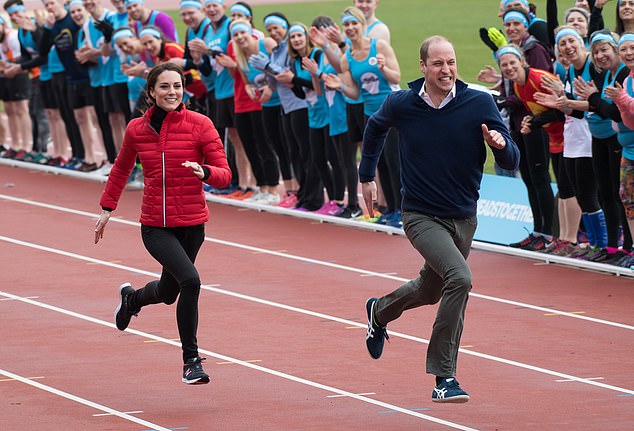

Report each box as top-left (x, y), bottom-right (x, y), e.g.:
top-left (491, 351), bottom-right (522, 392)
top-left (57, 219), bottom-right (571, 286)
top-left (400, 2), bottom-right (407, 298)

top-left (230, 4), bottom-right (250, 17)
top-left (230, 21), bottom-right (252, 36)
top-left (504, 0), bottom-right (528, 7)
top-left (556, 27), bottom-right (584, 45)
top-left (204, 0), bottom-right (223, 4)
top-left (342, 14), bottom-right (359, 24)
top-left (619, 33), bottom-right (634, 47)
top-left (124, 0), bottom-right (143, 7)
top-left (180, 0), bottom-right (202, 9)
top-left (113, 28), bottom-right (135, 42)
top-left (139, 27), bottom-right (162, 39)
top-left (496, 45), bottom-right (523, 62)
top-left (68, 0), bottom-right (83, 8)
top-left (590, 33), bottom-right (616, 47)
top-left (264, 15), bottom-right (287, 29)
top-left (504, 11), bottom-right (529, 28)
top-left (6, 5), bottom-right (26, 13)
top-left (288, 24), bottom-right (306, 35)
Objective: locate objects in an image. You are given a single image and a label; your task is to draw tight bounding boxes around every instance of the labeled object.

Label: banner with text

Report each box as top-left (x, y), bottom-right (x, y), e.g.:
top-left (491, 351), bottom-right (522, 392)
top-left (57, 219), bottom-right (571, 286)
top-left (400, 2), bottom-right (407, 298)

top-left (475, 174), bottom-right (556, 245)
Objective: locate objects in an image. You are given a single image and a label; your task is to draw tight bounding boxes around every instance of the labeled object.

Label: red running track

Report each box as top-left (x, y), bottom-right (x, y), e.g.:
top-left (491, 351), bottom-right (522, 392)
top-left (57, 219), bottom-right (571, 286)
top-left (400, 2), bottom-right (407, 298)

top-left (1, 165), bottom-right (633, 431)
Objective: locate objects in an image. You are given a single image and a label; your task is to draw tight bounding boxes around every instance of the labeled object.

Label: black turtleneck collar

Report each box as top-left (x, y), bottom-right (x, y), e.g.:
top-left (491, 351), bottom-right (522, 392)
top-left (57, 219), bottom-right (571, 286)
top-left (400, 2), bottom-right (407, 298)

top-left (150, 104), bottom-right (182, 134)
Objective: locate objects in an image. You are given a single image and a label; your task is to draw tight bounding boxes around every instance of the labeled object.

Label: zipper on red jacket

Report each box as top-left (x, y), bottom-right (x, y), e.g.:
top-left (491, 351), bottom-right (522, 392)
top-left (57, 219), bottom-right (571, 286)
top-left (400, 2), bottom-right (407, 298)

top-left (162, 152), bottom-right (166, 227)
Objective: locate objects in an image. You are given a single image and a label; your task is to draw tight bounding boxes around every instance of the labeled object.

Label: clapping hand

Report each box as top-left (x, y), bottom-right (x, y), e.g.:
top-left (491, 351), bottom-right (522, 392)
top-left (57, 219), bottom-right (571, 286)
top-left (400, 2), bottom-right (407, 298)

top-left (604, 81), bottom-right (623, 100)
top-left (573, 77), bottom-right (597, 100)
top-left (482, 124), bottom-right (506, 149)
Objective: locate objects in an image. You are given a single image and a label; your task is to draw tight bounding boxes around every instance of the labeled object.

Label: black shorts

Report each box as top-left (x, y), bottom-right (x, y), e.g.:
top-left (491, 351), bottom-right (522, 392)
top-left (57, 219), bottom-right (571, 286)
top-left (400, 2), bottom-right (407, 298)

top-left (215, 96), bottom-right (235, 129)
top-left (0, 73), bottom-right (30, 101)
top-left (101, 82), bottom-right (129, 114)
top-left (67, 81), bottom-right (95, 109)
top-left (346, 102), bottom-right (364, 143)
top-left (40, 79), bottom-right (58, 109)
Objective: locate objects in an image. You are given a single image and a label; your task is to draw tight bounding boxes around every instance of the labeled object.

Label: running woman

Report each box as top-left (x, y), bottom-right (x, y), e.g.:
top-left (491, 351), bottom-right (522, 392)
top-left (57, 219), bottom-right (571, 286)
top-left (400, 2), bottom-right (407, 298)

top-left (95, 62), bottom-right (231, 384)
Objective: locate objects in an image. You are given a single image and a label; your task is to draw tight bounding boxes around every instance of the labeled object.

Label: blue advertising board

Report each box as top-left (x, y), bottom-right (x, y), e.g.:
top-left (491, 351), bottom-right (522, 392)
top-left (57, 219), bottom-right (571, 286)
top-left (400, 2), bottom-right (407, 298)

top-left (475, 174), bottom-right (557, 245)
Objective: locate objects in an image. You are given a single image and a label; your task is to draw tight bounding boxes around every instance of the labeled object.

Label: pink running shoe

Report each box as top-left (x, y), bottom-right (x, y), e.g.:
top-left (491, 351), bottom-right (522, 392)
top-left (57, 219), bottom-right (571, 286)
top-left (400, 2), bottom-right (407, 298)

top-left (277, 192), bottom-right (298, 208)
top-left (315, 201), bottom-right (342, 215)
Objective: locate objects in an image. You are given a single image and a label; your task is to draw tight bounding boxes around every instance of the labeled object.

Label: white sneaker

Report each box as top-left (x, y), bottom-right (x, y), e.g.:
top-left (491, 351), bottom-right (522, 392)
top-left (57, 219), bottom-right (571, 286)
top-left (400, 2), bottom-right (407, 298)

top-left (260, 193), bottom-right (281, 205)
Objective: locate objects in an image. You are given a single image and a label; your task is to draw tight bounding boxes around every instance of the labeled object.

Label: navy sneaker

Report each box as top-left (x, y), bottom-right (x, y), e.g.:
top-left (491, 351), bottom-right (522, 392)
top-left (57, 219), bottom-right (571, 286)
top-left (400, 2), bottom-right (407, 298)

top-left (182, 356), bottom-right (210, 385)
top-left (365, 298), bottom-right (389, 359)
top-left (432, 377), bottom-right (470, 403)
top-left (114, 283), bottom-right (139, 331)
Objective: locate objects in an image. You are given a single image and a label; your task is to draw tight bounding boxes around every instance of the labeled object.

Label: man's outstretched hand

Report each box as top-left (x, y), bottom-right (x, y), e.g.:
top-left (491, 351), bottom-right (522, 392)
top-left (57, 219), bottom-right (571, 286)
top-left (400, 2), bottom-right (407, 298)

top-left (482, 124), bottom-right (506, 150)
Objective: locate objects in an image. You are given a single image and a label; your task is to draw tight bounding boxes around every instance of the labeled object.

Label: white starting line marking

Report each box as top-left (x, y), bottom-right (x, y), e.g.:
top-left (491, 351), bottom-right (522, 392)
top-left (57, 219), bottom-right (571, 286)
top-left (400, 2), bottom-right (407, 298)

top-left (0, 369), bottom-right (171, 431)
top-left (0, 296), bottom-right (39, 301)
top-left (556, 377), bottom-right (604, 383)
top-left (327, 392), bottom-right (376, 398)
top-left (93, 410), bottom-right (144, 417)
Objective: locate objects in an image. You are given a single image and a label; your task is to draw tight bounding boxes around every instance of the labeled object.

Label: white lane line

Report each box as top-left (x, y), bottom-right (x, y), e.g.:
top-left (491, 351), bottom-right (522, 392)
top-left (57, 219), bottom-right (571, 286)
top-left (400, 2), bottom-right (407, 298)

top-left (0, 291), bottom-right (479, 431)
top-left (1, 194), bottom-right (632, 331)
top-left (0, 369), bottom-right (171, 431)
top-left (556, 377), bottom-right (604, 383)
top-left (1, 235), bottom-right (633, 397)
top-left (93, 410), bottom-right (144, 417)
top-left (327, 392), bottom-right (376, 398)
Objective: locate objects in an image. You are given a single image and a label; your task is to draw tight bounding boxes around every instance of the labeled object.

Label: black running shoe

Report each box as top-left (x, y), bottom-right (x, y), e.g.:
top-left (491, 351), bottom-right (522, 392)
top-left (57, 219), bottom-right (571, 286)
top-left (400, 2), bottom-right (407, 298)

top-left (509, 233), bottom-right (536, 248)
top-left (182, 356), bottom-right (210, 385)
top-left (432, 377), bottom-right (470, 403)
top-left (114, 283), bottom-right (139, 331)
top-left (365, 298), bottom-right (389, 359)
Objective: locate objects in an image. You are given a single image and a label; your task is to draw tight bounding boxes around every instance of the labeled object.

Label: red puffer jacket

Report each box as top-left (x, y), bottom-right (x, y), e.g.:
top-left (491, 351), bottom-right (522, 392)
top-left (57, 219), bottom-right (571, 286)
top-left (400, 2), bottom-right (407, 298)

top-left (100, 104), bottom-right (231, 227)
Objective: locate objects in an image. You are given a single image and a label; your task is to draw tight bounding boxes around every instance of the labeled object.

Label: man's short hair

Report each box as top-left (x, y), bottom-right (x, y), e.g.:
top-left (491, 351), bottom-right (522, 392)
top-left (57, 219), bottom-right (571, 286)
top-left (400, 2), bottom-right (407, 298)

top-left (419, 35), bottom-right (452, 63)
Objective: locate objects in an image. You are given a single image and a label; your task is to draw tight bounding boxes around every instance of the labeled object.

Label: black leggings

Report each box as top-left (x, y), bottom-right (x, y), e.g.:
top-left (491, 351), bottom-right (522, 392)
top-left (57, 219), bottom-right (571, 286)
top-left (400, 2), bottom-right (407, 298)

top-left (564, 156), bottom-right (600, 212)
top-left (236, 110), bottom-right (280, 187)
top-left (593, 135), bottom-right (633, 248)
top-left (262, 105), bottom-right (293, 181)
top-left (309, 125), bottom-right (344, 202)
top-left (131, 224), bottom-right (205, 363)
top-left (332, 132), bottom-right (359, 207)
top-left (512, 129), bottom-right (554, 235)
top-left (282, 109), bottom-right (323, 210)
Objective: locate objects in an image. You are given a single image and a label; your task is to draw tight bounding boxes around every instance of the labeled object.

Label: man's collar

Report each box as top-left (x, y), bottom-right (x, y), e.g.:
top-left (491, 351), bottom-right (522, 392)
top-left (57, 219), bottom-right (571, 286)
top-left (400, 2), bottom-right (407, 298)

top-left (419, 81), bottom-right (456, 100)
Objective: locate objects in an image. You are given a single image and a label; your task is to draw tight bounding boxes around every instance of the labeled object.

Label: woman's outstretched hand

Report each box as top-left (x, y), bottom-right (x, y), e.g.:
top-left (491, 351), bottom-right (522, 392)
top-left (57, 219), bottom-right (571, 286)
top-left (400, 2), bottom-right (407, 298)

top-left (95, 210), bottom-right (111, 244)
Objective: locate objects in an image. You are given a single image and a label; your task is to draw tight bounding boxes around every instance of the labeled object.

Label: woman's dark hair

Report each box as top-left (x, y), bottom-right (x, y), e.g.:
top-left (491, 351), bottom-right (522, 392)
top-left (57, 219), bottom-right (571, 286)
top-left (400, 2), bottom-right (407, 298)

top-left (145, 63), bottom-right (185, 104)
top-left (312, 15), bottom-right (335, 29)
top-left (616, 1), bottom-right (626, 35)
top-left (263, 11), bottom-right (289, 28)
top-left (234, 1), bottom-right (253, 22)
top-left (3, 0), bottom-right (23, 11)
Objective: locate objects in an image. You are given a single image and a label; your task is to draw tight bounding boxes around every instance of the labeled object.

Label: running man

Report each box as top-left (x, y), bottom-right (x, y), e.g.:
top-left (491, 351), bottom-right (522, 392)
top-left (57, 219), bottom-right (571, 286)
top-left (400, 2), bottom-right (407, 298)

top-left (362, 36), bottom-right (519, 403)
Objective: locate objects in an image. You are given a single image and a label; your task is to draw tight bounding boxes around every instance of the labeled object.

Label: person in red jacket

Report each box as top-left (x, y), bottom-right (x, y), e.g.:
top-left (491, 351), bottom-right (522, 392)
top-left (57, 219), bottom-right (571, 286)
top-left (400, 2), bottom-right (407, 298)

top-left (94, 62), bottom-right (231, 385)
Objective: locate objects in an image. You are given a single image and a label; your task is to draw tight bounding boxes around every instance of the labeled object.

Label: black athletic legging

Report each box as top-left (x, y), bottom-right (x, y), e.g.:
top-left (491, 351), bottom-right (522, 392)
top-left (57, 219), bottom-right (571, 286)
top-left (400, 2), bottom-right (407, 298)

top-left (130, 224), bottom-right (205, 363)
top-left (236, 110), bottom-right (280, 187)
top-left (512, 128), bottom-right (554, 235)
top-left (564, 156), bottom-right (600, 212)
top-left (262, 105), bottom-right (293, 181)
top-left (593, 135), bottom-right (633, 249)
top-left (332, 132), bottom-right (359, 208)
top-left (282, 108), bottom-right (323, 210)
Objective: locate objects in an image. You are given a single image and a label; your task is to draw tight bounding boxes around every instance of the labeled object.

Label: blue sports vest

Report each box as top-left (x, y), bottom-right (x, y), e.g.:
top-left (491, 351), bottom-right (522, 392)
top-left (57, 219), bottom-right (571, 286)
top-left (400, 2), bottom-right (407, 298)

top-left (587, 63), bottom-right (625, 139)
top-left (294, 48), bottom-right (328, 129)
top-left (206, 16), bottom-right (232, 99)
top-left (322, 62), bottom-right (347, 137)
top-left (346, 38), bottom-right (392, 116)
top-left (243, 39), bottom-right (279, 108)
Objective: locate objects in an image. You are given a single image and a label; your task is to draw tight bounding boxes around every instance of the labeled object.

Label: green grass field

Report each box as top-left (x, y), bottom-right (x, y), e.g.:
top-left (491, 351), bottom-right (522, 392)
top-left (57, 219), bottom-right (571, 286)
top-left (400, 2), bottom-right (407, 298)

top-left (167, 1), bottom-right (618, 173)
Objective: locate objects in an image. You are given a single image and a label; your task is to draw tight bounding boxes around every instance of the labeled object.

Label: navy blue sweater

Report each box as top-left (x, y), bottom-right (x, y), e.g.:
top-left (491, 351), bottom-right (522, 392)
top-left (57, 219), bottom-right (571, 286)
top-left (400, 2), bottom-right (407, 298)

top-left (360, 78), bottom-right (519, 219)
